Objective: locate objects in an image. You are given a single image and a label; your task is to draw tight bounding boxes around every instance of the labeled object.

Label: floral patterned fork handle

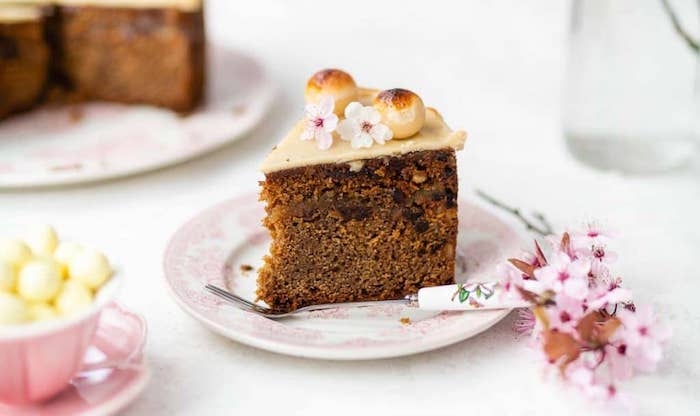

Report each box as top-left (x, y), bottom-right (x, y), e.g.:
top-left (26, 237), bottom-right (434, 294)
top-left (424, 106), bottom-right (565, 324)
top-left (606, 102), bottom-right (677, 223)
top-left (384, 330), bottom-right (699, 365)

top-left (205, 282), bottom-right (528, 319)
top-left (417, 282), bottom-right (529, 310)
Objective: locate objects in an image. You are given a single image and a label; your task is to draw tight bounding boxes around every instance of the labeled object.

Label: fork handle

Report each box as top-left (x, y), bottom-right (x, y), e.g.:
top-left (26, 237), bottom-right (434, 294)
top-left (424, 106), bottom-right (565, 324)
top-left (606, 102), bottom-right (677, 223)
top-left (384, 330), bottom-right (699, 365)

top-left (417, 282), bottom-right (530, 310)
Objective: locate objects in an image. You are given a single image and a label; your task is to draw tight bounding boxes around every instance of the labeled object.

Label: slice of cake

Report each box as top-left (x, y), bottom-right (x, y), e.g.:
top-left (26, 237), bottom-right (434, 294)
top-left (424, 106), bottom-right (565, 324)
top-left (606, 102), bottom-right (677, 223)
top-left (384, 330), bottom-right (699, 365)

top-left (0, 0), bottom-right (205, 120)
top-left (258, 69), bottom-right (467, 312)
top-left (0, 4), bottom-right (49, 119)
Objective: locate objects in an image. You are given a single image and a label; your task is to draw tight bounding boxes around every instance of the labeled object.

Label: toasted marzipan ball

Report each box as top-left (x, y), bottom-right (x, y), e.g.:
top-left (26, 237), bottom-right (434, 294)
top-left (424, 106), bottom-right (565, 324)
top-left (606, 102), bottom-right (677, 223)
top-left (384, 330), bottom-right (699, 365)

top-left (373, 88), bottom-right (426, 139)
top-left (29, 303), bottom-right (58, 322)
top-left (68, 248), bottom-right (111, 290)
top-left (17, 259), bottom-right (63, 303)
top-left (23, 224), bottom-right (59, 256)
top-left (0, 292), bottom-right (29, 325)
top-left (0, 260), bottom-right (17, 292)
top-left (0, 239), bottom-right (32, 268)
top-left (55, 281), bottom-right (93, 317)
top-left (304, 69), bottom-right (358, 116)
top-left (53, 242), bottom-right (83, 278)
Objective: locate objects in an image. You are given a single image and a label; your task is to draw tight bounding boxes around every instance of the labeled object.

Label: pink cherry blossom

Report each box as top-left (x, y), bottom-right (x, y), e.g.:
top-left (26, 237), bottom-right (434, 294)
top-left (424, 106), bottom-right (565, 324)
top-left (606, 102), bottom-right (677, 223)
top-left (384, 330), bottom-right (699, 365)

top-left (614, 305), bottom-right (671, 373)
top-left (519, 250), bottom-right (540, 268)
top-left (513, 307), bottom-right (535, 336)
top-left (545, 294), bottom-right (586, 333)
top-left (571, 220), bottom-right (614, 250)
top-left (604, 343), bottom-right (635, 381)
top-left (497, 263), bottom-right (525, 297)
top-left (496, 223), bottom-right (669, 405)
top-left (590, 245), bottom-right (618, 264)
top-left (588, 286), bottom-right (633, 310)
top-left (533, 251), bottom-right (590, 300)
top-left (566, 362), bottom-right (614, 399)
top-left (300, 95), bottom-right (339, 150)
top-left (589, 259), bottom-right (611, 281)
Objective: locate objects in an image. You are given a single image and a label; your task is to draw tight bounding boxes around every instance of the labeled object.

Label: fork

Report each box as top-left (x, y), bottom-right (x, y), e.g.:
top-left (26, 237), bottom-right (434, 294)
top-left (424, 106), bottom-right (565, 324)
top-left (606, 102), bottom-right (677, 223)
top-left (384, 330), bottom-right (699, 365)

top-left (204, 282), bottom-right (528, 319)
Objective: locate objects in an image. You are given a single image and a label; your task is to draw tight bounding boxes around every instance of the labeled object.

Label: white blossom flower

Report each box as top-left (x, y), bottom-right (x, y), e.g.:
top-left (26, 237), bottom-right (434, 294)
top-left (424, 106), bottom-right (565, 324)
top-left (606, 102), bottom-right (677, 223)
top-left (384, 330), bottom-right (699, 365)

top-left (336, 102), bottom-right (393, 149)
top-left (301, 95), bottom-right (338, 150)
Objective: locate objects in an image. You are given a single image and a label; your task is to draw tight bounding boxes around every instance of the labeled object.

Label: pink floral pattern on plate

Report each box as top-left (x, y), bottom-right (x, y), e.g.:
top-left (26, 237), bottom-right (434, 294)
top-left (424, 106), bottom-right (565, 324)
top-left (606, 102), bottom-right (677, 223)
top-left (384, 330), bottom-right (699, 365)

top-left (0, 45), bottom-right (274, 188)
top-left (163, 192), bottom-right (524, 360)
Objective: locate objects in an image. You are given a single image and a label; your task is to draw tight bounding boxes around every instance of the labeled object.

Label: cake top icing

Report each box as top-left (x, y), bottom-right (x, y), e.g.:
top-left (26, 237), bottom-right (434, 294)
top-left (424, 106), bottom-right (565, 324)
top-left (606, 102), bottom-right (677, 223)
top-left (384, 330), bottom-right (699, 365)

top-left (260, 70), bottom-right (467, 174)
top-left (8, 0), bottom-right (202, 12)
top-left (0, 4), bottom-right (43, 22)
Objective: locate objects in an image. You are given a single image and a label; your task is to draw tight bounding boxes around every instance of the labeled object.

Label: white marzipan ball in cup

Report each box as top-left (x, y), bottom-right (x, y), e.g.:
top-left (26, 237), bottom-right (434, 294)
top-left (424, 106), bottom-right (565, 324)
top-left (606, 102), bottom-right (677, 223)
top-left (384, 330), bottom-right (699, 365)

top-left (55, 280), bottom-right (93, 316)
top-left (17, 259), bottom-right (63, 303)
top-left (0, 292), bottom-right (29, 325)
top-left (0, 239), bottom-right (33, 268)
top-left (0, 260), bottom-right (17, 292)
top-left (23, 224), bottom-right (59, 257)
top-left (53, 242), bottom-right (83, 269)
top-left (28, 303), bottom-right (58, 321)
top-left (68, 248), bottom-right (112, 290)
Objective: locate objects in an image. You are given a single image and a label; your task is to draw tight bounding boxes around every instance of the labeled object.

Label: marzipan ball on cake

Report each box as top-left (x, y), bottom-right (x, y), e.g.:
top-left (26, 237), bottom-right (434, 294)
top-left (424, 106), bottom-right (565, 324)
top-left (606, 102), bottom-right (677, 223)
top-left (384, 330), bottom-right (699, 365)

top-left (304, 69), bottom-right (358, 116)
top-left (373, 88), bottom-right (426, 139)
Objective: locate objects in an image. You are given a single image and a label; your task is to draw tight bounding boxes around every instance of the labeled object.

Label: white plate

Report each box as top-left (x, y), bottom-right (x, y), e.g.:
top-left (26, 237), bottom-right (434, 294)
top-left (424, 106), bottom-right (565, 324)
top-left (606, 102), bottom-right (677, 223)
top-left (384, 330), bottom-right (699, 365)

top-left (163, 192), bottom-right (524, 360)
top-left (0, 45), bottom-right (274, 188)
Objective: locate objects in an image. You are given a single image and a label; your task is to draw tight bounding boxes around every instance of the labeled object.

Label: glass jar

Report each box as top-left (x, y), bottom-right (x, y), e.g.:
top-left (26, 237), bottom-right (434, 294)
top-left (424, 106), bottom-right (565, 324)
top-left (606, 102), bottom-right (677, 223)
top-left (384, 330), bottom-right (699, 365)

top-left (563, 0), bottom-right (699, 173)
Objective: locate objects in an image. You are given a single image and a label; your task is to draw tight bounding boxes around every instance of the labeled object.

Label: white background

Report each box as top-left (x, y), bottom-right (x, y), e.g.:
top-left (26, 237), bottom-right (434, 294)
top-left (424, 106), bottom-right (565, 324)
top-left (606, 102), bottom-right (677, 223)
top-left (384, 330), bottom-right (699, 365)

top-left (2, 0), bottom-right (700, 414)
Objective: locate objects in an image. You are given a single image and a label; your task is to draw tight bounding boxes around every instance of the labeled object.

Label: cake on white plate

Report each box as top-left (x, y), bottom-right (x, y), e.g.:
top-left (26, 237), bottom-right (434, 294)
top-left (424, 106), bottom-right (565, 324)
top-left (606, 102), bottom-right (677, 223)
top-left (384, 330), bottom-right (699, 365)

top-left (0, 0), bottom-right (205, 120)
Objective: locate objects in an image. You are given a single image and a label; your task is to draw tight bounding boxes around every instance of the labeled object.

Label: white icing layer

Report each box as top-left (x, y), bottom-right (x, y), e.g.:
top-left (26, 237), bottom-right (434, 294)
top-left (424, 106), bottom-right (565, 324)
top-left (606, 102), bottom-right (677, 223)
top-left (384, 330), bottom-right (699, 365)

top-left (260, 88), bottom-right (467, 174)
top-left (5, 0), bottom-right (202, 12)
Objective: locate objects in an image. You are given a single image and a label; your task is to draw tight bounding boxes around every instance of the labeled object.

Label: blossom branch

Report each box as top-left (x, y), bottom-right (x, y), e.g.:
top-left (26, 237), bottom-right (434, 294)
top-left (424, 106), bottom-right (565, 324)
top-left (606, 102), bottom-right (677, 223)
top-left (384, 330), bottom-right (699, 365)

top-left (660, 0), bottom-right (700, 54)
top-left (500, 224), bottom-right (670, 404)
top-left (475, 189), bottom-right (553, 236)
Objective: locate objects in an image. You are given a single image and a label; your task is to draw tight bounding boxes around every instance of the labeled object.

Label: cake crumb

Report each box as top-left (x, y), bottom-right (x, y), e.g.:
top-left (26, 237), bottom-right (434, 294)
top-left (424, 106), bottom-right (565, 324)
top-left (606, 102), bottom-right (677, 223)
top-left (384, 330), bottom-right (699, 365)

top-left (50, 163), bottom-right (83, 172)
top-left (240, 264), bottom-right (254, 274)
top-left (400, 317), bottom-right (411, 325)
top-left (69, 106), bottom-right (84, 123)
top-left (232, 104), bottom-right (247, 115)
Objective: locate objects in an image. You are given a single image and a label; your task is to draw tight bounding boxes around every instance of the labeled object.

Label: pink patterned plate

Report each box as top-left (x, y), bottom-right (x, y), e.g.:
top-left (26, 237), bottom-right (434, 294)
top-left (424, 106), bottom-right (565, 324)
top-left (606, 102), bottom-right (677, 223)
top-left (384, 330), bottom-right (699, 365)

top-left (0, 45), bottom-right (274, 188)
top-left (163, 192), bottom-right (524, 360)
top-left (0, 303), bottom-right (150, 416)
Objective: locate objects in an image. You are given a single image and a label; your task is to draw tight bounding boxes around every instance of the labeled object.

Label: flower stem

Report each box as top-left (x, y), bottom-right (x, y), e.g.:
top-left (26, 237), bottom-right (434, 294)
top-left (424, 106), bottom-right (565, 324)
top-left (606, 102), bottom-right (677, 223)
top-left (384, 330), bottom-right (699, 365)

top-left (475, 189), bottom-right (553, 236)
top-left (660, 0), bottom-right (700, 54)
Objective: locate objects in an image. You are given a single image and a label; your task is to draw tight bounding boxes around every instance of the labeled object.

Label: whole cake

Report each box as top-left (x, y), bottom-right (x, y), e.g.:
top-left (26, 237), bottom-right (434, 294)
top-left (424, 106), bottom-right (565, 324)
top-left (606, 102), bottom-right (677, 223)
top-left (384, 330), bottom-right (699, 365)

top-left (0, 0), bottom-right (205, 120)
top-left (258, 69), bottom-right (467, 312)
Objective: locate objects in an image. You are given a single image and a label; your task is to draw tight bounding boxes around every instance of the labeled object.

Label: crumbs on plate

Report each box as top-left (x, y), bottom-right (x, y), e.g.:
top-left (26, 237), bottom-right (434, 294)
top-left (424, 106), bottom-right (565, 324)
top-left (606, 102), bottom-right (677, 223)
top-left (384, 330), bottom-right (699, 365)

top-left (400, 317), bottom-right (411, 325)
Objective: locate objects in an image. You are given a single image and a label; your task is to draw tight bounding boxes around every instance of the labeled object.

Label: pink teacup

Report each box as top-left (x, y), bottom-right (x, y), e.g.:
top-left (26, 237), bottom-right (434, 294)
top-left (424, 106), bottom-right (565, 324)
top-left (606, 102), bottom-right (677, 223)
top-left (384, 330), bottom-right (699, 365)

top-left (0, 275), bottom-right (129, 405)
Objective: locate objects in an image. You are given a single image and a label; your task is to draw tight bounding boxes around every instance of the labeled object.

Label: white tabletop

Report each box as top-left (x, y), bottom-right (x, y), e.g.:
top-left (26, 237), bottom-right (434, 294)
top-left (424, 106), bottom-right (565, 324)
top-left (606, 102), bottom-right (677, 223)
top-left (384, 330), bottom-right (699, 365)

top-left (2, 0), bottom-right (699, 414)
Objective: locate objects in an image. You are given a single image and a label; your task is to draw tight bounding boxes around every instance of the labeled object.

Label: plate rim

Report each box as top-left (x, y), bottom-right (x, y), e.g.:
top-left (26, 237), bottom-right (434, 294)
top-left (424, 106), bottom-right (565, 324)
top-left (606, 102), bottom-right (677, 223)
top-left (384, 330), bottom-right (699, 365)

top-left (163, 193), bottom-right (524, 360)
